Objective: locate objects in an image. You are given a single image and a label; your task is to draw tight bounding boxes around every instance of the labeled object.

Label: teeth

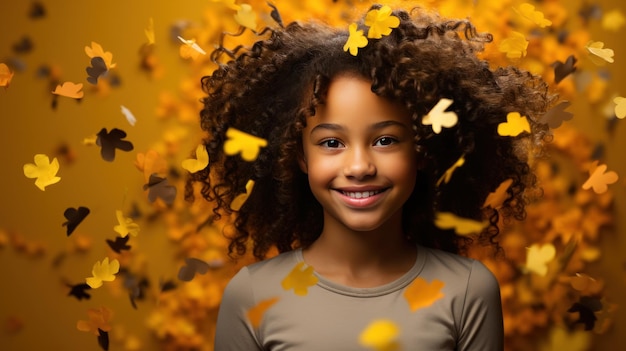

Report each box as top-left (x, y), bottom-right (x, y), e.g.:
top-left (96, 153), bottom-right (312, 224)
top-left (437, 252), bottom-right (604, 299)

top-left (342, 190), bottom-right (381, 199)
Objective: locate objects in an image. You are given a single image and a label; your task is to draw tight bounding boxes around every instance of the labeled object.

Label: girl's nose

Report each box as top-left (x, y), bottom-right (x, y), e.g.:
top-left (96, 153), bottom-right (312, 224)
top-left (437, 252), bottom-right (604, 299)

top-left (343, 148), bottom-right (376, 179)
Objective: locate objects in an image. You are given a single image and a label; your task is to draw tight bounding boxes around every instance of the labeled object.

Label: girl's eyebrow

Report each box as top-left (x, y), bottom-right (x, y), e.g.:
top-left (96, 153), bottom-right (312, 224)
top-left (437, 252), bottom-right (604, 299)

top-left (310, 120), bottom-right (410, 134)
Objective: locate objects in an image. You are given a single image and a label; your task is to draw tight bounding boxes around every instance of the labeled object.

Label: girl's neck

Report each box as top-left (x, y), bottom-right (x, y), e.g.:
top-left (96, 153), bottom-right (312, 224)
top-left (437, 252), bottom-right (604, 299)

top-left (302, 212), bottom-right (416, 287)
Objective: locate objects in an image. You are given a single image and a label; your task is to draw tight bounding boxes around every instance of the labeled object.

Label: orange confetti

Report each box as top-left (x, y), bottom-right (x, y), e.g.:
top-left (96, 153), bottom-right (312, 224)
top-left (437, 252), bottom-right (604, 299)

top-left (582, 162), bottom-right (618, 194)
top-left (281, 262), bottom-right (318, 296)
top-left (84, 41), bottom-right (117, 69)
top-left (247, 297), bottom-right (280, 328)
top-left (497, 112), bottom-right (531, 136)
top-left (403, 277), bottom-right (445, 312)
top-left (77, 306), bottom-right (113, 335)
top-left (483, 179), bottom-right (513, 209)
top-left (52, 82), bottom-right (84, 99)
top-left (436, 154), bottom-right (465, 186)
top-left (0, 63), bottom-right (14, 87)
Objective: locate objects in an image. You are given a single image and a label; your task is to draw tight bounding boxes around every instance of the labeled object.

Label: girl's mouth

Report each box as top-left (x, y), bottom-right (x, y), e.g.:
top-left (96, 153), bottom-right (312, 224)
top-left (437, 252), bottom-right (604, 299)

top-left (340, 189), bottom-right (384, 199)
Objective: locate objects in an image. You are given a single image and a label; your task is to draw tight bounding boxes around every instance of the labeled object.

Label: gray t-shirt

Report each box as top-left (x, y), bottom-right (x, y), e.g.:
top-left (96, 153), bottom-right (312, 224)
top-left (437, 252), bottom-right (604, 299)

top-left (215, 245), bottom-right (503, 350)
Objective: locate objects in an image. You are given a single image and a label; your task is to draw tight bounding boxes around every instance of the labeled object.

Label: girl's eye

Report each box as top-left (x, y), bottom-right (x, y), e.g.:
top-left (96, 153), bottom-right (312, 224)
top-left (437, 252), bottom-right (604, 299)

top-left (374, 137), bottom-right (397, 146)
top-left (320, 139), bottom-right (343, 148)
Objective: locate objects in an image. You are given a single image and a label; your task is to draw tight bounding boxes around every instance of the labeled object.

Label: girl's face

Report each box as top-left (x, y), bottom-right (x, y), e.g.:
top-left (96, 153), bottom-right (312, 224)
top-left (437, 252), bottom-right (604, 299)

top-left (299, 75), bottom-right (418, 234)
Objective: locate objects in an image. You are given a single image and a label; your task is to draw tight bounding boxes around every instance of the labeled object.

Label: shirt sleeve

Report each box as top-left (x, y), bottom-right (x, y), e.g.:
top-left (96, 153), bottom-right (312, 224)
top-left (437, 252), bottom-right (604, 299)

top-left (456, 259), bottom-right (504, 351)
top-left (214, 267), bottom-right (264, 351)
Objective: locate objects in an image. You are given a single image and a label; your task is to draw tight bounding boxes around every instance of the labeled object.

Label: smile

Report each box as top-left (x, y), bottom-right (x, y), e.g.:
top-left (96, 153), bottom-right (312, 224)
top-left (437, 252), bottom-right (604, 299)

top-left (341, 190), bottom-right (384, 199)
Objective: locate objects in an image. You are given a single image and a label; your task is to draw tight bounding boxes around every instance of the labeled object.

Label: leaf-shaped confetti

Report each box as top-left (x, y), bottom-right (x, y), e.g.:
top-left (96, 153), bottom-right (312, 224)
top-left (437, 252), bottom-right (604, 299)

top-left (434, 212), bottom-right (488, 236)
top-left (247, 297), bottom-right (280, 328)
top-left (86, 56), bottom-right (108, 85)
top-left (482, 179), bottom-right (513, 209)
top-left (602, 9), bottom-right (625, 31)
top-left (86, 257), bottom-right (120, 289)
top-left (120, 105), bottom-right (136, 126)
top-left (404, 277), bottom-right (445, 312)
top-left (230, 179), bottom-right (255, 211)
top-left (359, 319), bottom-right (400, 351)
top-left (234, 4), bottom-right (257, 31)
top-left (436, 155), bottom-right (465, 187)
top-left (568, 296), bottom-right (602, 331)
top-left (497, 112), bottom-right (531, 136)
top-left (267, 2), bottom-right (283, 27)
top-left (63, 206), bottom-right (90, 236)
top-left (68, 283), bottom-right (92, 301)
top-left (582, 162), bottom-right (618, 194)
top-left (343, 23), bottom-right (368, 56)
top-left (23, 154), bottom-right (61, 191)
top-left (145, 17), bottom-right (155, 45)
top-left (113, 210), bottom-right (140, 238)
top-left (541, 101), bottom-right (573, 128)
top-left (143, 173), bottom-right (177, 205)
top-left (364, 5), bottom-right (400, 39)
top-left (177, 36), bottom-right (206, 57)
top-left (499, 31), bottom-right (528, 59)
top-left (613, 96), bottom-right (626, 119)
top-left (421, 98), bottom-right (458, 134)
top-left (84, 41), bottom-right (116, 69)
top-left (570, 273), bottom-right (603, 296)
top-left (552, 55), bottom-right (577, 84)
top-left (586, 41), bottom-right (614, 64)
top-left (135, 149), bottom-right (168, 182)
top-left (177, 257), bottom-right (210, 281)
top-left (106, 235), bottom-right (131, 254)
top-left (525, 243), bottom-right (555, 276)
top-left (223, 128), bottom-right (267, 161)
top-left (96, 128), bottom-right (134, 162)
top-left (281, 262), bottom-right (318, 296)
top-left (514, 3), bottom-right (552, 28)
top-left (77, 306), bottom-right (113, 335)
top-left (52, 82), bottom-right (84, 99)
top-left (182, 144), bottom-right (209, 173)
top-left (0, 63), bottom-right (15, 87)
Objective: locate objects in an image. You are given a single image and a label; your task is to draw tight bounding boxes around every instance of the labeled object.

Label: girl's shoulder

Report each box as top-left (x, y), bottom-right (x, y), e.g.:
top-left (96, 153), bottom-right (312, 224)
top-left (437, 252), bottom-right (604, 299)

top-left (419, 246), bottom-right (498, 289)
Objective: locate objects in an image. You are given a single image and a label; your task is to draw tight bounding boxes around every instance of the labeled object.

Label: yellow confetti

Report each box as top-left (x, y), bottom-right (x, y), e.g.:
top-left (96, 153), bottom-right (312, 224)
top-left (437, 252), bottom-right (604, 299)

top-left (52, 82), bottom-right (84, 99)
top-left (84, 41), bottom-right (117, 69)
top-left (613, 96), bottom-right (626, 119)
top-left (234, 3), bottom-right (257, 31)
top-left (230, 179), bottom-right (255, 211)
top-left (497, 112), bottom-right (531, 136)
top-left (23, 154), bottom-right (61, 191)
top-left (602, 9), bottom-right (625, 32)
top-left (182, 144), bottom-right (209, 173)
top-left (499, 31), bottom-right (528, 59)
top-left (247, 297), bottom-right (279, 328)
top-left (482, 179), bottom-right (513, 209)
top-left (86, 257), bottom-right (120, 288)
top-left (364, 5), bottom-right (400, 39)
top-left (515, 3), bottom-right (552, 28)
top-left (343, 23), bottom-right (368, 56)
top-left (281, 262), bottom-right (318, 296)
top-left (421, 98), bottom-right (458, 134)
top-left (145, 17), bottom-right (155, 45)
top-left (436, 155), bottom-right (465, 186)
top-left (403, 277), bottom-right (445, 312)
top-left (0, 63), bottom-right (14, 87)
top-left (223, 127), bottom-right (267, 161)
top-left (582, 162), bottom-right (618, 194)
top-left (113, 210), bottom-right (140, 238)
top-left (585, 41), bottom-right (614, 64)
top-left (359, 319), bottom-right (400, 351)
top-left (525, 243), bottom-right (555, 276)
top-left (434, 212), bottom-right (488, 236)
top-left (178, 36), bottom-right (206, 59)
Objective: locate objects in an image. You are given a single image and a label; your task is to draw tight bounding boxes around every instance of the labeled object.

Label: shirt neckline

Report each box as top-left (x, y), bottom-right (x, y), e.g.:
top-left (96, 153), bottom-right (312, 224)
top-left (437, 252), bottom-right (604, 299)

top-left (294, 245), bottom-right (426, 297)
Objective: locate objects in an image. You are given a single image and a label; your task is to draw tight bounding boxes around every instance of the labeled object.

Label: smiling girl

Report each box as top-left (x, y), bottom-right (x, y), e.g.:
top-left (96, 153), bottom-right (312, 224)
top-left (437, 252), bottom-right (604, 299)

top-left (188, 4), bottom-right (553, 350)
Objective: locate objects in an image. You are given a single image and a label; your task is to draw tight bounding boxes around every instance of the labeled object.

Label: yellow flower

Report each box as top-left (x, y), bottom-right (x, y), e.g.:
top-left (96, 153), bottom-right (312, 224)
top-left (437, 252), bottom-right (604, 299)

top-left (364, 5), bottom-right (400, 39)
top-left (343, 23), bottom-right (368, 56)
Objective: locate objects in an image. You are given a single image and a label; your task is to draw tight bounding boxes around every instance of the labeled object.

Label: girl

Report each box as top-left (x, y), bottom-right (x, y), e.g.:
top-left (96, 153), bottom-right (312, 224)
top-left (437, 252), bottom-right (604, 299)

top-left (189, 4), bottom-right (553, 350)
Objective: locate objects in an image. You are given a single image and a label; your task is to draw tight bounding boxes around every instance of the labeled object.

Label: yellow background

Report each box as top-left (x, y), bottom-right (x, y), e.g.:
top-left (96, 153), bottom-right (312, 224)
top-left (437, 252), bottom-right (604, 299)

top-left (1, 0), bottom-right (625, 350)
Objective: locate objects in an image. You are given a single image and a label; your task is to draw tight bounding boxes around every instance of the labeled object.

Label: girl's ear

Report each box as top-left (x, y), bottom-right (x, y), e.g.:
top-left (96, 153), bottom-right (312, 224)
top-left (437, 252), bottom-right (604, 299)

top-left (297, 153), bottom-right (308, 174)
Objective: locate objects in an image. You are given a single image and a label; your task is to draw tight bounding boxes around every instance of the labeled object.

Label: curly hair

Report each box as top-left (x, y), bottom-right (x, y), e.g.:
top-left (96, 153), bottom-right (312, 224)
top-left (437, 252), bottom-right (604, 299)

top-left (186, 4), bottom-right (555, 260)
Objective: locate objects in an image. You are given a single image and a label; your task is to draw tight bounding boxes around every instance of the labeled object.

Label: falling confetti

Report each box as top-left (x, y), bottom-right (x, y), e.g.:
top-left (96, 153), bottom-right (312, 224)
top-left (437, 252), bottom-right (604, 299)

top-left (281, 262), bottom-right (318, 296)
top-left (86, 257), bottom-right (120, 288)
top-left (230, 179), bottom-right (255, 211)
top-left (434, 212), bottom-right (488, 236)
top-left (403, 277), bottom-right (445, 312)
top-left (497, 112), bottom-right (531, 136)
top-left (364, 5), bottom-right (400, 39)
top-left (247, 297), bottom-right (280, 328)
top-left (343, 23), bottom-right (368, 56)
top-left (359, 319), bottom-right (400, 351)
top-left (223, 128), bottom-right (268, 161)
top-left (182, 144), bottom-right (209, 173)
top-left (23, 154), bottom-right (61, 191)
top-left (421, 98), bottom-right (458, 134)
